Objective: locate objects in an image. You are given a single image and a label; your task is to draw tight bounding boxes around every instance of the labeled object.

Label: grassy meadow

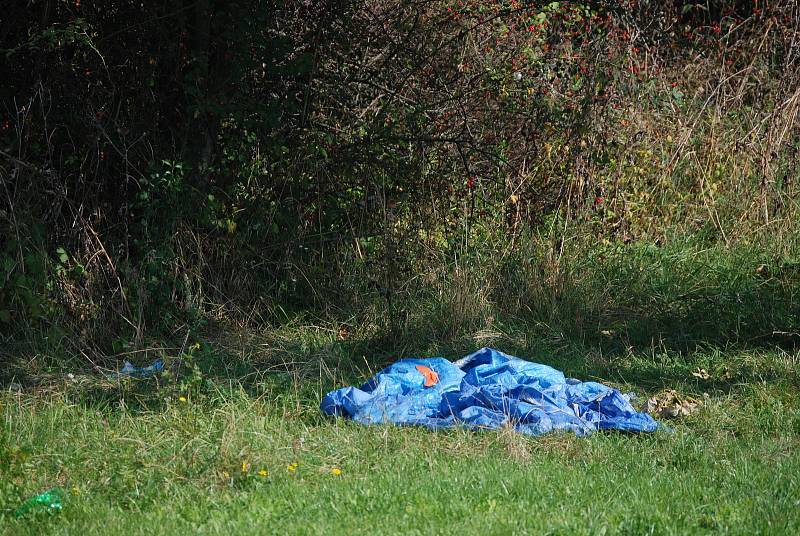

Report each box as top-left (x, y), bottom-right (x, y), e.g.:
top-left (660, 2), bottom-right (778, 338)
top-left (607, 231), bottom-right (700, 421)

top-left (3, 238), bottom-right (800, 535)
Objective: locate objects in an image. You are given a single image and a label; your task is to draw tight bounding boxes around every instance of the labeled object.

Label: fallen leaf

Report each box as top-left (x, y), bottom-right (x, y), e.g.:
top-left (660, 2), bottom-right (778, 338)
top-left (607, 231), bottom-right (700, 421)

top-left (643, 389), bottom-right (701, 419)
top-left (691, 368), bottom-right (711, 380)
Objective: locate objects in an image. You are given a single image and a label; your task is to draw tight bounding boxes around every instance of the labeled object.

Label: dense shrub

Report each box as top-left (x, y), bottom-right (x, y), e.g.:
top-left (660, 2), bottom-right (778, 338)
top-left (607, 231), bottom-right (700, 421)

top-left (1, 1), bottom-right (798, 355)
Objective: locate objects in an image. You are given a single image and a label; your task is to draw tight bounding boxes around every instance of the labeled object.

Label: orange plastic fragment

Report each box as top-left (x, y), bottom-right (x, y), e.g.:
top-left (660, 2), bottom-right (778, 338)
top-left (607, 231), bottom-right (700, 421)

top-left (415, 365), bottom-right (439, 387)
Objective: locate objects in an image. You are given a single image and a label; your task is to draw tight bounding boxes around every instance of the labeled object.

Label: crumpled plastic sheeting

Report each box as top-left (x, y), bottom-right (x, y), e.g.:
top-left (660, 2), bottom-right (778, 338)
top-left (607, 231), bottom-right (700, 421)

top-left (107, 359), bottom-right (164, 380)
top-left (321, 348), bottom-right (658, 436)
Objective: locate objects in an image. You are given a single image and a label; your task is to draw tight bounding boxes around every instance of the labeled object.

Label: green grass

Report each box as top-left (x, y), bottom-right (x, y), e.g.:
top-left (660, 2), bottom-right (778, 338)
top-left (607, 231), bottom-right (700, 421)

top-left (3, 239), bottom-right (800, 534)
top-left (2, 334), bottom-right (799, 535)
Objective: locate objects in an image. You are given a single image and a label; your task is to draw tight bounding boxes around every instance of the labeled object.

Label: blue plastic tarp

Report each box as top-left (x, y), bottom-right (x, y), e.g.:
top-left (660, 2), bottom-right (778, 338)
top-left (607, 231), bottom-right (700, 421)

top-left (107, 359), bottom-right (164, 380)
top-left (321, 347), bottom-right (658, 436)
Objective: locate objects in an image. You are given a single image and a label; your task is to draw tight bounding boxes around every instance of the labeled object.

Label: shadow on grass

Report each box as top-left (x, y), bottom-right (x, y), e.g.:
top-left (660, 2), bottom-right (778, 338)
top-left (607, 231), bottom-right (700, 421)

top-left (4, 243), bottom-right (800, 413)
top-left (4, 316), bottom-right (797, 420)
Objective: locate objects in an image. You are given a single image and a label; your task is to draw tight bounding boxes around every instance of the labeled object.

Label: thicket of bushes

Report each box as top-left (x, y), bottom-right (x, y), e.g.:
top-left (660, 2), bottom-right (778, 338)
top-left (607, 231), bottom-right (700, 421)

top-left (1, 1), bottom-right (799, 361)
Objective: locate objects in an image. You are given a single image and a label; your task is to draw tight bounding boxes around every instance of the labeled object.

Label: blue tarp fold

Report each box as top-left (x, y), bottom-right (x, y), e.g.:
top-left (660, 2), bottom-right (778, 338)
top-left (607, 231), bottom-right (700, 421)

top-left (321, 347), bottom-right (658, 436)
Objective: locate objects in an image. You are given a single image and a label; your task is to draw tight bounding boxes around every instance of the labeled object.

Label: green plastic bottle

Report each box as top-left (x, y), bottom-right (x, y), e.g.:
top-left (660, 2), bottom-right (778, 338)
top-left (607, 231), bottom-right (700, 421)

top-left (14, 487), bottom-right (64, 517)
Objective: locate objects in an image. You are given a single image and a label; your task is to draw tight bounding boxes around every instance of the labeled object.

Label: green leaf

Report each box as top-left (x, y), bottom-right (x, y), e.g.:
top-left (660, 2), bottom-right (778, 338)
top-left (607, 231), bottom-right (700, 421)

top-left (56, 247), bottom-right (69, 264)
top-left (672, 88), bottom-right (684, 106)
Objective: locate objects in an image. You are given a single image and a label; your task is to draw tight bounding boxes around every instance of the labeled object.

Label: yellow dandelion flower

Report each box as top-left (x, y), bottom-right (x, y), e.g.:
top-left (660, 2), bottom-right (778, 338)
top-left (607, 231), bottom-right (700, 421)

top-left (287, 462), bottom-right (298, 472)
top-left (241, 461), bottom-right (250, 473)
top-left (258, 469), bottom-right (268, 477)
top-left (331, 467), bottom-right (342, 476)
top-left (178, 396), bottom-right (187, 402)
